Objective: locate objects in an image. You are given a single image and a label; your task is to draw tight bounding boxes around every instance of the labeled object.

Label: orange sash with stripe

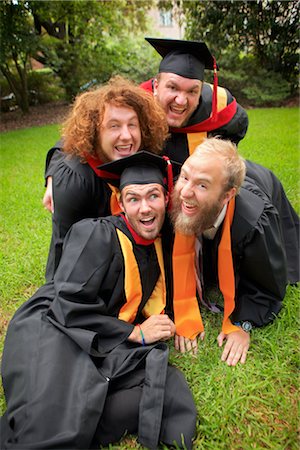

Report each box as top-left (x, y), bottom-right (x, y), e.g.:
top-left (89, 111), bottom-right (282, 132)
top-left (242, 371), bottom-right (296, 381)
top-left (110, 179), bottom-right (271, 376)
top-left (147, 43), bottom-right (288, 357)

top-left (172, 198), bottom-right (238, 338)
top-left (186, 85), bottom-right (228, 155)
top-left (108, 184), bottom-right (122, 215)
top-left (218, 198), bottom-right (240, 334)
top-left (117, 229), bottom-right (166, 323)
top-left (172, 233), bottom-right (204, 339)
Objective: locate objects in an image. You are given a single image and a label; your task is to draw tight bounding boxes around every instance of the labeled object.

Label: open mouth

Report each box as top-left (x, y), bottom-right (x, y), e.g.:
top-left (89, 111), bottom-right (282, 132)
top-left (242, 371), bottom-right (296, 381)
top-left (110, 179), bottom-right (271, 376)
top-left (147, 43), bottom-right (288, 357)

top-left (140, 217), bottom-right (155, 227)
top-left (115, 145), bottom-right (133, 156)
top-left (181, 201), bottom-right (197, 216)
top-left (169, 105), bottom-right (187, 116)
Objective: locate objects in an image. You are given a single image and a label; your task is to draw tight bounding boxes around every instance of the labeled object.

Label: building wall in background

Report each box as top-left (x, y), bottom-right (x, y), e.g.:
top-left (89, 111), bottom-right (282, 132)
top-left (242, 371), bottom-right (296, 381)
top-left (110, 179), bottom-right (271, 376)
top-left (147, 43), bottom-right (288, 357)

top-left (148, 7), bottom-right (185, 39)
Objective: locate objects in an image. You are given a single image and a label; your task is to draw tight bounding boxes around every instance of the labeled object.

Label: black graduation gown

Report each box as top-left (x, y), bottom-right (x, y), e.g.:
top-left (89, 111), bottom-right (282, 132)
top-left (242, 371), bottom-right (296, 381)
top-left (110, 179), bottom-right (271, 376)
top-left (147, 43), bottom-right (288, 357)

top-left (245, 160), bottom-right (299, 283)
top-left (44, 143), bottom-right (113, 280)
top-left (202, 176), bottom-right (290, 327)
top-left (1, 216), bottom-right (196, 450)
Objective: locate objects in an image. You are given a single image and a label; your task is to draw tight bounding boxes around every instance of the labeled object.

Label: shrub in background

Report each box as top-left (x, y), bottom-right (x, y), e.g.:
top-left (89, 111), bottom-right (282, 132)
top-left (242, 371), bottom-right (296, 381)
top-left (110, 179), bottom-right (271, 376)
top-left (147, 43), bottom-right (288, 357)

top-left (27, 69), bottom-right (65, 105)
top-left (217, 52), bottom-right (293, 107)
top-left (0, 68), bottom-right (65, 112)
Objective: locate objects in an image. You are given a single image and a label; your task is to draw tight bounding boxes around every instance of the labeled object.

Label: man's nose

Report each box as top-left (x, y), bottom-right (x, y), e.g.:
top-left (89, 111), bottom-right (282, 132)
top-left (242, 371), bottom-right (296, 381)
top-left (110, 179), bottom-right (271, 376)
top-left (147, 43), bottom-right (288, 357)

top-left (181, 182), bottom-right (193, 198)
top-left (140, 199), bottom-right (151, 213)
top-left (120, 125), bottom-right (131, 139)
top-left (175, 92), bottom-right (188, 106)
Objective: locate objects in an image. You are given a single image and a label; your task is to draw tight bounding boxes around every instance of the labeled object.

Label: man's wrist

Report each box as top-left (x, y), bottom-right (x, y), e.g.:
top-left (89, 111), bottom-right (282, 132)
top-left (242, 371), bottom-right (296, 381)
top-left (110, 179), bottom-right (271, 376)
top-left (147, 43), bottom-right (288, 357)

top-left (234, 321), bottom-right (253, 333)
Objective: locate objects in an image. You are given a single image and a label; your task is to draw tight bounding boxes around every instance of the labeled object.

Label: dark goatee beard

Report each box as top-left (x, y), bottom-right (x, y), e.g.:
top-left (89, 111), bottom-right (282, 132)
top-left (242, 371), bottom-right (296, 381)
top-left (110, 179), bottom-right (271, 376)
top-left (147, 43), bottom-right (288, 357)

top-left (170, 190), bottom-right (223, 235)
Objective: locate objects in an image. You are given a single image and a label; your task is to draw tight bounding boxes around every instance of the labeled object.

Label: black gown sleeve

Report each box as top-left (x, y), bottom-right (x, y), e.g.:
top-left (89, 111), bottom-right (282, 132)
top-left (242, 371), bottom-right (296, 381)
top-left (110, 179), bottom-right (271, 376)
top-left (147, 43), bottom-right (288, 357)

top-left (44, 140), bottom-right (64, 183)
top-left (232, 203), bottom-right (287, 327)
top-left (48, 218), bottom-right (134, 354)
top-left (45, 154), bottom-right (111, 280)
top-left (245, 160), bottom-right (300, 283)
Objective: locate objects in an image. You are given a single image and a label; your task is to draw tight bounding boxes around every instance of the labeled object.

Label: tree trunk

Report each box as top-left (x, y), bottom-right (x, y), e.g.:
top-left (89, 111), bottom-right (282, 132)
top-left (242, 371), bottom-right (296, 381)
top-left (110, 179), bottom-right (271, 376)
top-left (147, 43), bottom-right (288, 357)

top-left (1, 64), bottom-right (29, 113)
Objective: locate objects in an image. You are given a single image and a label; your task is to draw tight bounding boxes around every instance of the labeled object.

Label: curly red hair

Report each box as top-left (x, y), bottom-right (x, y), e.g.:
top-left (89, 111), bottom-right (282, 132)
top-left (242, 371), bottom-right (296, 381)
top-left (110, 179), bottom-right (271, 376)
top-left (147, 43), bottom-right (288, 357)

top-left (62, 76), bottom-right (169, 160)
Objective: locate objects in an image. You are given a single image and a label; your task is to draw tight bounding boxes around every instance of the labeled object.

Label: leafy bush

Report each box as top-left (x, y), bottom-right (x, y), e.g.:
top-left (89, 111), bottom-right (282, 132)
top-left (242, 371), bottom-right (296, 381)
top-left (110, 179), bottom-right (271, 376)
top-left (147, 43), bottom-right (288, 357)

top-left (0, 69), bottom-right (65, 111)
top-left (217, 53), bottom-right (293, 107)
top-left (27, 69), bottom-right (65, 105)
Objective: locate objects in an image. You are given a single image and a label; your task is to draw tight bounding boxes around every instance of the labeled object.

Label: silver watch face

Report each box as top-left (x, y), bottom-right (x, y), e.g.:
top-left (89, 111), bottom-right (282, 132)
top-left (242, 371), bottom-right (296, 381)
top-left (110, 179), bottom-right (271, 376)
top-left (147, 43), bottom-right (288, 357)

top-left (241, 321), bottom-right (252, 332)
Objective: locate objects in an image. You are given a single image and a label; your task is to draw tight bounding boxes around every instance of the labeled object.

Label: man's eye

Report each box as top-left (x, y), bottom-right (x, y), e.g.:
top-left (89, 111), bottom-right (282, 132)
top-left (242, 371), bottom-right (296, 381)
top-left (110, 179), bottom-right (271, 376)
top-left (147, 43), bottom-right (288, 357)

top-left (129, 197), bottom-right (137, 203)
top-left (150, 194), bottom-right (158, 200)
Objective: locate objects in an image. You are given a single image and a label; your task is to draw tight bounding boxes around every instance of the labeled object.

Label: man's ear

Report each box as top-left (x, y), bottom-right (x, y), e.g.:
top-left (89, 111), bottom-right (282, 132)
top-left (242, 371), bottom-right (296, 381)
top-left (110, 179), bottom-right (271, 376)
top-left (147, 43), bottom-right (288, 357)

top-left (223, 187), bottom-right (236, 206)
top-left (119, 197), bottom-right (125, 213)
top-left (164, 192), bottom-right (170, 206)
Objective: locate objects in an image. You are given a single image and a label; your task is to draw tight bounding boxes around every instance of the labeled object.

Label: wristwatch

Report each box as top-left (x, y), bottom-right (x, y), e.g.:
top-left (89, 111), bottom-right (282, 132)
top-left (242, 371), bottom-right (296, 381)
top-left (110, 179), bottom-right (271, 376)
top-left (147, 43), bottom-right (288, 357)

top-left (234, 321), bottom-right (253, 333)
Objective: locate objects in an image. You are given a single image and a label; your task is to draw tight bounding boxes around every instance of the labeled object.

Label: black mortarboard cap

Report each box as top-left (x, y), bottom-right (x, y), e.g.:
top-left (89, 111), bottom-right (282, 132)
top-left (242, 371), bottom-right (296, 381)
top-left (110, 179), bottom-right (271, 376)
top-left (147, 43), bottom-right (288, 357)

top-left (145, 37), bottom-right (215, 81)
top-left (98, 151), bottom-right (181, 192)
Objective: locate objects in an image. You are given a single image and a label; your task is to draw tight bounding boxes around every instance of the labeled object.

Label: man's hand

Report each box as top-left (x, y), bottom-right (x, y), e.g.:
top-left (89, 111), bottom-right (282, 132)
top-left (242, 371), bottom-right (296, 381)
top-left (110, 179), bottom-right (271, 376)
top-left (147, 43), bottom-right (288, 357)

top-left (175, 332), bottom-right (204, 355)
top-left (43, 176), bottom-right (54, 213)
top-left (128, 315), bottom-right (175, 345)
top-left (217, 330), bottom-right (250, 366)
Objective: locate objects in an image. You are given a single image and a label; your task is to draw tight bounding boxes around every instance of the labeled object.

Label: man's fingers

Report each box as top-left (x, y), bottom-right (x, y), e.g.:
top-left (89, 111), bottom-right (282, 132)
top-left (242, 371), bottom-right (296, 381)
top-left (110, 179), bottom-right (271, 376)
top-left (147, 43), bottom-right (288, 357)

top-left (221, 342), bottom-right (231, 362)
top-left (174, 334), bottom-right (180, 351)
top-left (221, 331), bottom-right (250, 366)
top-left (184, 337), bottom-right (192, 352)
top-left (240, 347), bottom-right (248, 364)
top-left (175, 335), bottom-right (198, 354)
top-left (217, 332), bottom-right (226, 347)
top-left (191, 338), bottom-right (198, 355)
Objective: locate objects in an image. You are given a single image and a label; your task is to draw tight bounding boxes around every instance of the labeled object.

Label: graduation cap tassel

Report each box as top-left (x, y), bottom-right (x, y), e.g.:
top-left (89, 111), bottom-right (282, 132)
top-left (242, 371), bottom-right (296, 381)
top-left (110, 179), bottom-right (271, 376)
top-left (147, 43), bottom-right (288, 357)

top-left (162, 156), bottom-right (174, 210)
top-left (212, 56), bottom-right (218, 122)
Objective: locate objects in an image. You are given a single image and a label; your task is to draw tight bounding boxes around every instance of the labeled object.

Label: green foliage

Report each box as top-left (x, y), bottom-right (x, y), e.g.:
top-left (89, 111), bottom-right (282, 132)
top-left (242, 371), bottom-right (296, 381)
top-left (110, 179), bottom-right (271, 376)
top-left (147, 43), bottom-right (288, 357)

top-left (30, 0), bottom-right (155, 99)
top-left (86, 34), bottom-right (161, 86)
top-left (217, 52), bottom-right (292, 107)
top-left (0, 0), bottom-right (156, 109)
top-left (0, 69), bottom-right (65, 111)
top-left (27, 69), bottom-right (65, 104)
top-left (0, 1), bottom-right (36, 64)
top-left (0, 108), bottom-right (299, 449)
top-left (0, 0), bottom-right (39, 111)
top-left (183, 0), bottom-right (299, 95)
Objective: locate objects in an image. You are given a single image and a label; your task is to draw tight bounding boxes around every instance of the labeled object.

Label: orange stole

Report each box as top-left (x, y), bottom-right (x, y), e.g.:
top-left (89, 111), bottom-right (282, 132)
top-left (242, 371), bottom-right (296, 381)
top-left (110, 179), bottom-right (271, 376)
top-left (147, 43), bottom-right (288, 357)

top-left (218, 197), bottom-right (240, 334)
top-left (117, 229), bottom-right (166, 323)
top-left (172, 233), bottom-right (204, 339)
top-left (187, 132), bottom-right (207, 155)
top-left (108, 184), bottom-right (122, 215)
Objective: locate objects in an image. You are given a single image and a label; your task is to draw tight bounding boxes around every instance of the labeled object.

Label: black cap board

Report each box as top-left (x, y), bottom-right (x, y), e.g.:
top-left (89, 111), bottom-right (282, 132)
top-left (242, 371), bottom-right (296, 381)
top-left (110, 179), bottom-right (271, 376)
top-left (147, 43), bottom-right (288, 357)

top-left (98, 151), bottom-right (182, 191)
top-left (145, 37), bottom-right (215, 81)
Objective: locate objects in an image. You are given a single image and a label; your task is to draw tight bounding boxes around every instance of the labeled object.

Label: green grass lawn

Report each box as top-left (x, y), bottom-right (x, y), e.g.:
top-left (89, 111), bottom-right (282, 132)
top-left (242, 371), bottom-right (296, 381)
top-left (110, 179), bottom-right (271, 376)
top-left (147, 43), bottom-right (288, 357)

top-left (0, 108), bottom-right (299, 449)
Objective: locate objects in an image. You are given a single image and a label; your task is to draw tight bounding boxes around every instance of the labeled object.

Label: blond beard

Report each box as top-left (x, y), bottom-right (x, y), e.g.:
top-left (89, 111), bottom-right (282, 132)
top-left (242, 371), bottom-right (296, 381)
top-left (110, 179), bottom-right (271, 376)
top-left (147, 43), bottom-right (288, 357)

top-left (170, 189), bottom-right (223, 235)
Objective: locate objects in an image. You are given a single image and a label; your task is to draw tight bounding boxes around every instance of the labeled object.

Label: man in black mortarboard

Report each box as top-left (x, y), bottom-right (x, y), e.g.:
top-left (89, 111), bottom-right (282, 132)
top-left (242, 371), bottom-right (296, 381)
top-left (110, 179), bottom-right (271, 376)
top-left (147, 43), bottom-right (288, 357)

top-left (1, 152), bottom-right (198, 450)
top-left (140, 37), bottom-right (249, 163)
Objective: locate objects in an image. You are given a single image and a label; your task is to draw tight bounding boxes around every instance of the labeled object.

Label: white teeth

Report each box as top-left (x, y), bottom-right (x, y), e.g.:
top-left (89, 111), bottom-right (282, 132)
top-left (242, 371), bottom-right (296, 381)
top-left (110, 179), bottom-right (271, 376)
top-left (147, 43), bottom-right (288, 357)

top-left (183, 201), bottom-right (196, 209)
top-left (171, 106), bottom-right (186, 113)
top-left (116, 145), bottom-right (131, 150)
